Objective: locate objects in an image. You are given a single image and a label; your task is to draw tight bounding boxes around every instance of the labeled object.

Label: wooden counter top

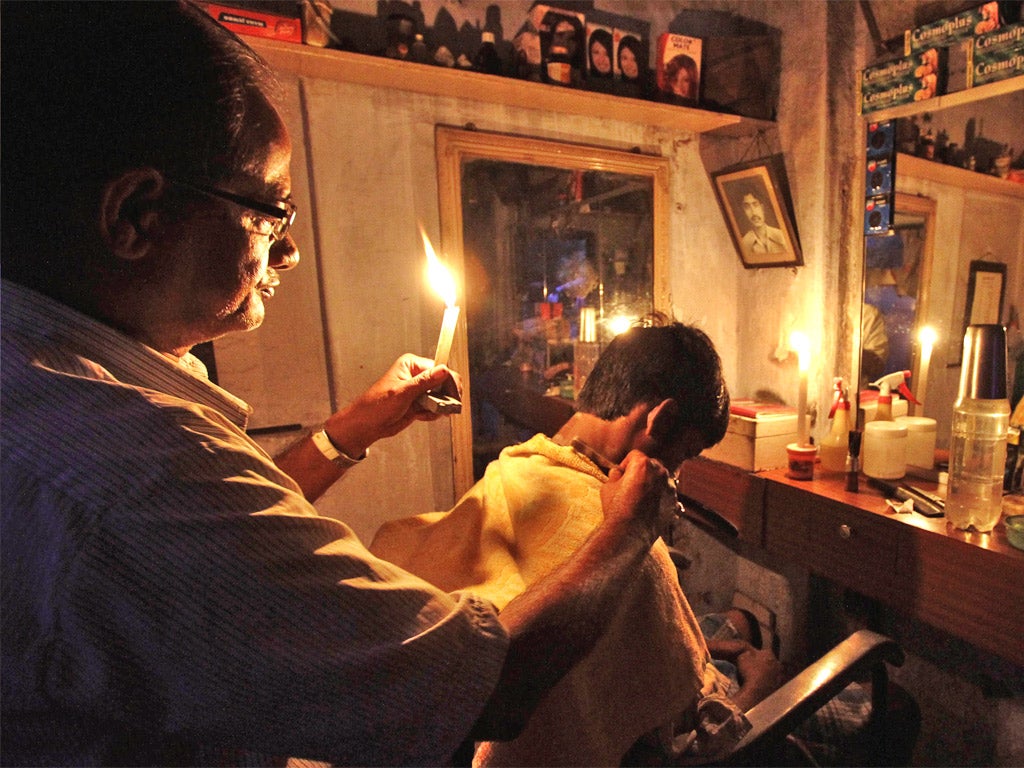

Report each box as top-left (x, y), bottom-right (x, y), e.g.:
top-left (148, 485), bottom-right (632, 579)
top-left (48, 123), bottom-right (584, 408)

top-left (760, 467), bottom-right (1024, 561)
top-left (680, 457), bottom-right (1024, 668)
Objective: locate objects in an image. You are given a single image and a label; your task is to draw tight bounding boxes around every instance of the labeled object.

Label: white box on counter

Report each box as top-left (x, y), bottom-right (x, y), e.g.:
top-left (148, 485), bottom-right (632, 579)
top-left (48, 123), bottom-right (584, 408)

top-left (702, 401), bottom-right (798, 471)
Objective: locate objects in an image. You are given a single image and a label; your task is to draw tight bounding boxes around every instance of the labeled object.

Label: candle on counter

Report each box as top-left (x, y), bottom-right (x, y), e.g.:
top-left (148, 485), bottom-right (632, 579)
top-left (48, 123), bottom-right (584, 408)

top-left (915, 325), bottom-right (937, 417)
top-left (790, 330), bottom-right (811, 447)
top-left (421, 226), bottom-right (460, 367)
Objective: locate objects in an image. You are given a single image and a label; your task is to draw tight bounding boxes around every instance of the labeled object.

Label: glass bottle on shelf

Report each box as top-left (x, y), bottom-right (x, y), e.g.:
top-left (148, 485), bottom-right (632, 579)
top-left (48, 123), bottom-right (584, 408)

top-left (473, 31), bottom-right (503, 75)
top-left (410, 33), bottom-right (431, 64)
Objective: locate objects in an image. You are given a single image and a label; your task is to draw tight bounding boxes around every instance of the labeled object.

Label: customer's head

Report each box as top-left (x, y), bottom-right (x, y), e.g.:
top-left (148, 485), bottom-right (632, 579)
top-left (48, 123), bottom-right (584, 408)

top-left (2, 1), bottom-right (299, 350)
top-left (577, 316), bottom-right (729, 468)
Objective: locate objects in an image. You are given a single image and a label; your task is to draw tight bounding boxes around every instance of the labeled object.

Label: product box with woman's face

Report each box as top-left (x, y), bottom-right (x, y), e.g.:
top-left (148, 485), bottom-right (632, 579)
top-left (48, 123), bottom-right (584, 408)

top-left (656, 33), bottom-right (702, 106)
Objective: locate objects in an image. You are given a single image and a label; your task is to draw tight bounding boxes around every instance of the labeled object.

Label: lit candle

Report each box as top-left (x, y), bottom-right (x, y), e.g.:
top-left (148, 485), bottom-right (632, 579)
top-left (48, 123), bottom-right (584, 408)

top-left (421, 227), bottom-right (459, 367)
top-left (916, 326), bottom-right (937, 417)
top-left (790, 330), bottom-right (811, 446)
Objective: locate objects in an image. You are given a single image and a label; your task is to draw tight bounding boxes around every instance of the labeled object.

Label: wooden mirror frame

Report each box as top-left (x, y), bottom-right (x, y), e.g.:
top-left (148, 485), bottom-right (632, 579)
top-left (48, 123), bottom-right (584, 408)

top-left (435, 125), bottom-right (671, 495)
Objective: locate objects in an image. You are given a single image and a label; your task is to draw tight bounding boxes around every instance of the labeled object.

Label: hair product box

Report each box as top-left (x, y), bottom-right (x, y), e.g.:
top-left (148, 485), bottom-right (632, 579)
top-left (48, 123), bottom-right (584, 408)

top-left (904, 1), bottom-right (1001, 54)
top-left (703, 401), bottom-right (797, 471)
top-left (866, 157), bottom-right (895, 197)
top-left (585, 23), bottom-right (616, 89)
top-left (860, 48), bottom-right (946, 114)
top-left (655, 33), bottom-right (702, 106)
top-left (864, 194), bottom-right (894, 235)
top-left (612, 28), bottom-right (648, 97)
top-left (969, 22), bottom-right (1024, 86)
top-left (200, 3), bottom-right (303, 44)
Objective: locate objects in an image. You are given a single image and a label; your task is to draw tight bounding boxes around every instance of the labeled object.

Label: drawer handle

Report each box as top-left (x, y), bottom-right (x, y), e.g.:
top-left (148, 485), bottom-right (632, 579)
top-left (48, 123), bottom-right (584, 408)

top-left (838, 524), bottom-right (853, 540)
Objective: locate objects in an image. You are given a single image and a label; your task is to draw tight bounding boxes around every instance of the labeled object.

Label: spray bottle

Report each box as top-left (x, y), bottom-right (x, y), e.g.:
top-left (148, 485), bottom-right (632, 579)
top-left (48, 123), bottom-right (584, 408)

top-left (820, 379), bottom-right (851, 473)
top-left (869, 370), bottom-right (920, 422)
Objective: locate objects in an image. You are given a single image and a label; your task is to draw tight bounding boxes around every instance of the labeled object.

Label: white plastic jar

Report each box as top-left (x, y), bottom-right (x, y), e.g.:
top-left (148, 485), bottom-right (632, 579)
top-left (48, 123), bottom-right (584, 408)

top-left (898, 416), bottom-right (937, 470)
top-left (863, 420), bottom-right (908, 480)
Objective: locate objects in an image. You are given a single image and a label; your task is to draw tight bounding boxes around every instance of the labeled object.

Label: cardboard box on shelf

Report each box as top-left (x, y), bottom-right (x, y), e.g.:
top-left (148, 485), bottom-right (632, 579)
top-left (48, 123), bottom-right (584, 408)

top-left (200, 3), bottom-right (303, 44)
top-left (860, 48), bottom-right (946, 114)
top-left (904, 2), bottom-right (1001, 55)
top-left (969, 22), bottom-right (1024, 87)
top-left (702, 401), bottom-right (798, 471)
top-left (655, 32), bottom-right (702, 105)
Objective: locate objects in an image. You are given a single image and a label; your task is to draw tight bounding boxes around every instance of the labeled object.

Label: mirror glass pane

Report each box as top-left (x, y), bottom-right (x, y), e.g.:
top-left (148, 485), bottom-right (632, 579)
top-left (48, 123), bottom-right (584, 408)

top-left (463, 161), bottom-right (654, 478)
top-left (436, 127), bottom-right (668, 493)
top-left (861, 194), bottom-right (934, 397)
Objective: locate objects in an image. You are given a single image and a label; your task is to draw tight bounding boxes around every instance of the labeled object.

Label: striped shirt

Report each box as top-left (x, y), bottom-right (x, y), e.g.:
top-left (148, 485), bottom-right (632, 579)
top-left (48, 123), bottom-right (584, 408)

top-left (0, 280), bottom-right (507, 766)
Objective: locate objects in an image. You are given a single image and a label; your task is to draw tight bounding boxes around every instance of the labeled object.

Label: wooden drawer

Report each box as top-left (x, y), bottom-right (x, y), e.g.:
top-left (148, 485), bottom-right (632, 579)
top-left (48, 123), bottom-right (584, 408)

top-left (764, 482), bottom-right (898, 601)
top-left (896, 526), bottom-right (1024, 667)
top-left (677, 457), bottom-right (766, 543)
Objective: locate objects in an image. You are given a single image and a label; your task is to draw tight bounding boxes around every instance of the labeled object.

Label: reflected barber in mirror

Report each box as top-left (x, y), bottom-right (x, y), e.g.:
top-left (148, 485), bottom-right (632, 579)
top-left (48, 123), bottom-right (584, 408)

top-left (1, 3), bottom-right (676, 765)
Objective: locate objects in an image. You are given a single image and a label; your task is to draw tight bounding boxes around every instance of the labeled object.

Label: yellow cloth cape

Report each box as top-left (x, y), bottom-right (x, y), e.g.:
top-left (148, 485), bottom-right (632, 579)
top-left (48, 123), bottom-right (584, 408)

top-left (370, 434), bottom-right (714, 766)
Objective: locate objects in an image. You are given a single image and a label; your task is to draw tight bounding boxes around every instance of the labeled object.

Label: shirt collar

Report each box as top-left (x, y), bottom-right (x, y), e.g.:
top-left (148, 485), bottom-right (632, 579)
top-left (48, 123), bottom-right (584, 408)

top-left (1, 279), bottom-right (253, 428)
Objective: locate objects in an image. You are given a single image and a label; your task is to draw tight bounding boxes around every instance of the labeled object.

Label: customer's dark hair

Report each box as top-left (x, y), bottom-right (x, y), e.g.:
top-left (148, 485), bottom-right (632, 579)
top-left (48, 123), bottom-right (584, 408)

top-left (1, 1), bottom-right (279, 286)
top-left (576, 315), bottom-right (730, 449)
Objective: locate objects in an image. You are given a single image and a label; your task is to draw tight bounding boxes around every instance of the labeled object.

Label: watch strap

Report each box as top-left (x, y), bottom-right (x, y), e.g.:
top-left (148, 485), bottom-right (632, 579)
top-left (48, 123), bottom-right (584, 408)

top-left (311, 429), bottom-right (367, 467)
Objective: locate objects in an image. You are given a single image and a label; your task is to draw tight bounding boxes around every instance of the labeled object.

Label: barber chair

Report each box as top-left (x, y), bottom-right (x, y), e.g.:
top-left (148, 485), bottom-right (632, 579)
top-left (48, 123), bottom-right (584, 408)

top-left (708, 628), bottom-right (915, 766)
top-left (619, 628), bottom-right (914, 767)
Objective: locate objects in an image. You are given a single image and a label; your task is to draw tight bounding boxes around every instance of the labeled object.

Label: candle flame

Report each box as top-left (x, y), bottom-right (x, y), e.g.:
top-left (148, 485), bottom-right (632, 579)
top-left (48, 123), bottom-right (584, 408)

top-left (421, 227), bottom-right (456, 308)
top-left (789, 330), bottom-right (810, 372)
top-left (918, 325), bottom-right (937, 351)
top-left (607, 315), bottom-right (634, 337)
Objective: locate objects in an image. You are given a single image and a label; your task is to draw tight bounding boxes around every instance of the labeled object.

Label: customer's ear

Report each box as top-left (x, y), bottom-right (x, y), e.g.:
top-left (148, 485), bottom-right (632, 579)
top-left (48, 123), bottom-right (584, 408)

top-left (99, 168), bottom-right (164, 261)
top-left (646, 398), bottom-right (680, 441)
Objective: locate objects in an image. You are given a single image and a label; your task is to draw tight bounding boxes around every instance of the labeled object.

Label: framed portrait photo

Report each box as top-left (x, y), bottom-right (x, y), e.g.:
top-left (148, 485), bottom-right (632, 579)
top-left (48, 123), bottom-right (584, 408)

top-left (711, 156), bottom-right (802, 268)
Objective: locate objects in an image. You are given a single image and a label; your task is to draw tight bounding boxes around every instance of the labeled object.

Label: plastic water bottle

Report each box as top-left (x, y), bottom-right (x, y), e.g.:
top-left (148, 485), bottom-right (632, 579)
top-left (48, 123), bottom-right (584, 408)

top-left (946, 325), bottom-right (1010, 533)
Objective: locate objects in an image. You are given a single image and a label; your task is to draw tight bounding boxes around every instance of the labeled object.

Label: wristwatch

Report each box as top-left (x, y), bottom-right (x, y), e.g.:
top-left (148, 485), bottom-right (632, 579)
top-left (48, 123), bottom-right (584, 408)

top-left (311, 429), bottom-right (367, 468)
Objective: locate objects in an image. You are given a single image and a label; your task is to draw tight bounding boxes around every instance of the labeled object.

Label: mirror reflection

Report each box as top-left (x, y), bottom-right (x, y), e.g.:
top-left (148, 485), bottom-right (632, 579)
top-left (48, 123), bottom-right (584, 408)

top-left (861, 193), bottom-right (935, 404)
top-left (436, 128), bottom-right (668, 489)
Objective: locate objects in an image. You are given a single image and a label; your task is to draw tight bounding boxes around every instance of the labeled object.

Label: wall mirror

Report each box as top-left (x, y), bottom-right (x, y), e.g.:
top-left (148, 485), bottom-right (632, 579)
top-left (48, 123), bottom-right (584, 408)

top-left (861, 192), bottom-right (935, 406)
top-left (436, 126), bottom-right (669, 494)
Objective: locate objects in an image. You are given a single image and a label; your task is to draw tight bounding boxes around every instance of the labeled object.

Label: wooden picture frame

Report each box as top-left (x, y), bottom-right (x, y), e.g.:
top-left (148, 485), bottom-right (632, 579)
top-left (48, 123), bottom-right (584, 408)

top-left (711, 156), bottom-right (803, 268)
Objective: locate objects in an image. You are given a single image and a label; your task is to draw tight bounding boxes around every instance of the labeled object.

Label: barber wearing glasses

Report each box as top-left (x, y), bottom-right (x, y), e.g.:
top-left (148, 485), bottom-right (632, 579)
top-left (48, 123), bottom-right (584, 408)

top-left (0, 3), bottom-right (672, 766)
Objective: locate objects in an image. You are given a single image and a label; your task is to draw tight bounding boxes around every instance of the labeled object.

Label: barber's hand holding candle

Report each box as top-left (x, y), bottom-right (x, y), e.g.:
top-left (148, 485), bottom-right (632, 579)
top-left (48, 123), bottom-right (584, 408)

top-left (419, 227), bottom-right (463, 413)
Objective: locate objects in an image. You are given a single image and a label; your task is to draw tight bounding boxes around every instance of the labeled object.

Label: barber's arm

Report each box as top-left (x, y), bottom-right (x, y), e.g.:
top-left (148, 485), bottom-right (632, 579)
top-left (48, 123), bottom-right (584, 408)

top-left (275, 354), bottom-right (460, 501)
top-left (469, 450), bottom-right (674, 740)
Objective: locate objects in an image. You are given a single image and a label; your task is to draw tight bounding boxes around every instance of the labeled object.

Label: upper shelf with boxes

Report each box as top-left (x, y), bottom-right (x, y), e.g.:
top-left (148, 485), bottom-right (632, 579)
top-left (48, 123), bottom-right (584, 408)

top-left (860, 2), bottom-right (1024, 185)
top-left (859, 2), bottom-right (1023, 120)
top-left (198, 1), bottom-right (778, 137)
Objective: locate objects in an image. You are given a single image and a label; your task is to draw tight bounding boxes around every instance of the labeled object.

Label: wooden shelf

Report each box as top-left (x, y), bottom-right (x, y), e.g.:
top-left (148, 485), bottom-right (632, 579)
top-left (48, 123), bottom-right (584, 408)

top-left (249, 38), bottom-right (772, 136)
top-left (862, 75), bottom-right (1024, 122)
top-left (898, 152), bottom-right (1024, 198)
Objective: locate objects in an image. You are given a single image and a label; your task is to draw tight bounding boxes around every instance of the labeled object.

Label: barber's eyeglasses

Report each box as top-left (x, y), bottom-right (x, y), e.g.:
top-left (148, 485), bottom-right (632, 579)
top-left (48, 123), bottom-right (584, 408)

top-left (167, 178), bottom-right (297, 242)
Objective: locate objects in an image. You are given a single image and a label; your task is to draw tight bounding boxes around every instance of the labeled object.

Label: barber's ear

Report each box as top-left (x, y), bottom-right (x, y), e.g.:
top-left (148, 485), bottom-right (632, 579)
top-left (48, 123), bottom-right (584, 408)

top-left (646, 398), bottom-right (680, 441)
top-left (99, 168), bottom-right (165, 261)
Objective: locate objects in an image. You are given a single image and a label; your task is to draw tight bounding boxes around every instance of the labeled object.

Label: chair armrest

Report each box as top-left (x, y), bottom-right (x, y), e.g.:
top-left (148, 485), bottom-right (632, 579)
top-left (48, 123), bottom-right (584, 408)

top-left (726, 629), bottom-right (904, 763)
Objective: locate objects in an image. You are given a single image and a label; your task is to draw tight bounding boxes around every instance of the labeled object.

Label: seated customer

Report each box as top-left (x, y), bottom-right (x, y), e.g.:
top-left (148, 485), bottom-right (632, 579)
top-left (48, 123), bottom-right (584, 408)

top-left (371, 318), bottom-right (780, 766)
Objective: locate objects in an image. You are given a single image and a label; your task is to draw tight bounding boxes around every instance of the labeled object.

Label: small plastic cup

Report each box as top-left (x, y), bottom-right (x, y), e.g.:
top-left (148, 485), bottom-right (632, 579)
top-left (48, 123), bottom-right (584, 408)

top-left (786, 443), bottom-right (818, 480)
